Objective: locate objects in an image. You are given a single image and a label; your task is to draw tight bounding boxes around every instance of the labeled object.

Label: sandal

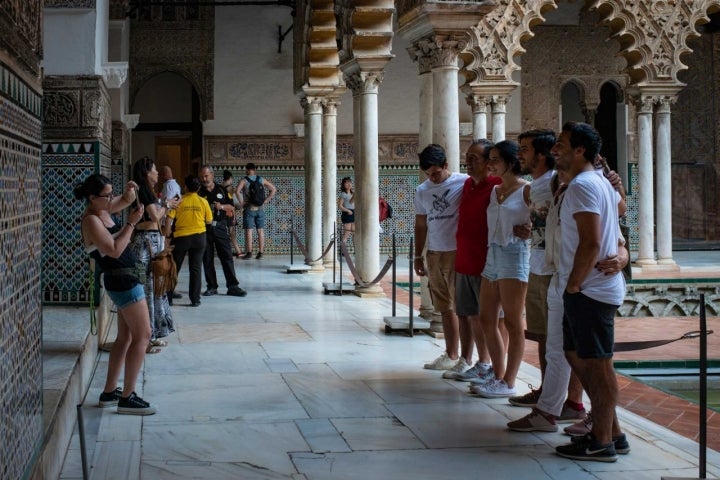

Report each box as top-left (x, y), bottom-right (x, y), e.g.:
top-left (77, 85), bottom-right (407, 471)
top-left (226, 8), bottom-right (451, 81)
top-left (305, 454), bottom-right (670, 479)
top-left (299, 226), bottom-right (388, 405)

top-left (146, 345), bottom-right (162, 354)
top-left (150, 339), bottom-right (169, 347)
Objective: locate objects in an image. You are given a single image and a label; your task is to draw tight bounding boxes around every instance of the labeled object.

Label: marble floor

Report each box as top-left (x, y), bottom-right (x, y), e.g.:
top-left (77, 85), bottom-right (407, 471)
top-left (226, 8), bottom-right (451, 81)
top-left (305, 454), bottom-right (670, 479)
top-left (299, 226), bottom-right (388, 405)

top-left (58, 255), bottom-right (720, 480)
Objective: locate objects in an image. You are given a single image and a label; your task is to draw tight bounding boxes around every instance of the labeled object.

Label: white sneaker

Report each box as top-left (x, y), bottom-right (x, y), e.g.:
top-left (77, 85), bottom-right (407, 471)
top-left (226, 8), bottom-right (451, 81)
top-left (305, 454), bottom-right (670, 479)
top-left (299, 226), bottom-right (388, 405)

top-left (472, 378), bottom-right (516, 398)
top-left (441, 358), bottom-right (471, 379)
top-left (424, 352), bottom-right (457, 370)
top-left (468, 366), bottom-right (496, 384)
top-left (455, 361), bottom-right (492, 382)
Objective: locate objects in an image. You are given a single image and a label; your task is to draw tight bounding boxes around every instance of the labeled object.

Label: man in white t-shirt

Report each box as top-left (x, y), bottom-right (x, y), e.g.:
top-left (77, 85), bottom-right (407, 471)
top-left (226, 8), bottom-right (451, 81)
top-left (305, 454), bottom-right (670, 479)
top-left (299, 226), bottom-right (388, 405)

top-left (551, 122), bottom-right (626, 463)
top-left (413, 144), bottom-right (468, 371)
top-left (507, 129), bottom-right (587, 427)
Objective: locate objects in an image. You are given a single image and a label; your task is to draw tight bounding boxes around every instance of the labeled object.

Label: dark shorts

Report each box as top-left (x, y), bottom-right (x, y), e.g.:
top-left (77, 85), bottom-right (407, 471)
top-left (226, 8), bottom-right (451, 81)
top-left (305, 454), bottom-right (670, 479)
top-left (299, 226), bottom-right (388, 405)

top-left (455, 273), bottom-right (481, 316)
top-left (562, 291), bottom-right (618, 359)
top-left (243, 207), bottom-right (266, 229)
top-left (341, 210), bottom-right (355, 224)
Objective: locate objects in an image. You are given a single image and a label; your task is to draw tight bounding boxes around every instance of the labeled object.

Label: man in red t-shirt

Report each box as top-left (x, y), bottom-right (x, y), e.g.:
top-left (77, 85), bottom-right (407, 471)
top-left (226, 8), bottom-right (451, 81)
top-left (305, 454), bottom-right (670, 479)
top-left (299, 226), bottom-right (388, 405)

top-left (441, 140), bottom-right (504, 382)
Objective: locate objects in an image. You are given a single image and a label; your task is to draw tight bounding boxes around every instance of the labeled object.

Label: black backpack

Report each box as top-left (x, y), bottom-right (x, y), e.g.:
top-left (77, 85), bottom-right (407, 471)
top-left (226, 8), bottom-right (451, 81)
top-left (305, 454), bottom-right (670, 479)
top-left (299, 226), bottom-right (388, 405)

top-left (245, 176), bottom-right (266, 206)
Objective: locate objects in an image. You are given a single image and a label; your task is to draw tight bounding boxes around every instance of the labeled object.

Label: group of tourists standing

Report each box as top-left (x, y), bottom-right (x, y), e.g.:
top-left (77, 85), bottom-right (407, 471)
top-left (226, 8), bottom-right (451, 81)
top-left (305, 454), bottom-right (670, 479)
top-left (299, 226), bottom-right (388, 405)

top-left (414, 122), bottom-right (630, 463)
top-left (75, 158), bottom-right (275, 415)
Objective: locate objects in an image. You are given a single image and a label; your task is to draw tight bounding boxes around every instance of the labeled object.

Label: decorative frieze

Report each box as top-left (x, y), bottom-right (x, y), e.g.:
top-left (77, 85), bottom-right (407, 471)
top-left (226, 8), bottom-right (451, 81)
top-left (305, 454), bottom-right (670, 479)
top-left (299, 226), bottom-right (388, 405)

top-left (0, 1), bottom-right (43, 79)
top-left (43, 76), bottom-right (112, 147)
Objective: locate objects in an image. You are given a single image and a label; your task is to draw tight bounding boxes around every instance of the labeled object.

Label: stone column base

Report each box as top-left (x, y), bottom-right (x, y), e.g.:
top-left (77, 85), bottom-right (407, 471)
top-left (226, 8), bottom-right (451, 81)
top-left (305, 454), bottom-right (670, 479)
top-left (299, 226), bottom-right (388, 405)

top-left (353, 284), bottom-right (385, 298)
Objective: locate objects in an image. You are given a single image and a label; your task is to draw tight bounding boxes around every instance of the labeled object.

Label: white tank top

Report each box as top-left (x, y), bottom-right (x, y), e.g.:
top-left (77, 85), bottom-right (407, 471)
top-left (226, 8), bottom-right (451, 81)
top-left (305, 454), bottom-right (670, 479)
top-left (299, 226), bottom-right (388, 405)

top-left (487, 184), bottom-right (531, 247)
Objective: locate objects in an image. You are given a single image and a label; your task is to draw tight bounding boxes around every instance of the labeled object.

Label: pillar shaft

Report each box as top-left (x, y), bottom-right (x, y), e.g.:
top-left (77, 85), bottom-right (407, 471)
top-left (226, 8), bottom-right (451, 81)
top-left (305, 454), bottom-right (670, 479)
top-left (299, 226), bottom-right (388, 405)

top-left (491, 96), bottom-right (508, 142)
top-left (655, 98), bottom-right (675, 265)
top-left (302, 96), bottom-right (324, 272)
top-left (467, 95), bottom-right (489, 141)
top-left (322, 98), bottom-right (340, 267)
top-left (429, 39), bottom-right (462, 173)
top-left (347, 72), bottom-right (382, 290)
top-left (636, 98), bottom-right (656, 265)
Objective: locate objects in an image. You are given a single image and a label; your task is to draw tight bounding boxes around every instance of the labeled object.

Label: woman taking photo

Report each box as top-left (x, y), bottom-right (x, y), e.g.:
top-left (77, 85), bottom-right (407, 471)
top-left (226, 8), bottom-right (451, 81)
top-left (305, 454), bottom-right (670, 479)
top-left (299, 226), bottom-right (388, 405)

top-left (76, 174), bottom-right (156, 414)
top-left (338, 177), bottom-right (355, 246)
top-left (131, 156), bottom-right (180, 351)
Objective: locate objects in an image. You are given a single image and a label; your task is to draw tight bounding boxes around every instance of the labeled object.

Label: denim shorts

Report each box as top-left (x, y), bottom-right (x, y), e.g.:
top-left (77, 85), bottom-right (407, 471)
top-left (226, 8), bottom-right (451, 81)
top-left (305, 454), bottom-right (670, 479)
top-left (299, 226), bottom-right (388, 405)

top-left (243, 207), bottom-right (266, 229)
top-left (482, 241), bottom-right (530, 282)
top-left (106, 283), bottom-right (146, 309)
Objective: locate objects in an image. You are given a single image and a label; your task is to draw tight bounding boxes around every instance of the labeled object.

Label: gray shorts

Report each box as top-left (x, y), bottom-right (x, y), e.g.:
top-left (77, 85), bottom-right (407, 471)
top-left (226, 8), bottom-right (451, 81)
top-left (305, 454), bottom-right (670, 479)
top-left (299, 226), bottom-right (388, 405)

top-left (455, 273), bottom-right (481, 316)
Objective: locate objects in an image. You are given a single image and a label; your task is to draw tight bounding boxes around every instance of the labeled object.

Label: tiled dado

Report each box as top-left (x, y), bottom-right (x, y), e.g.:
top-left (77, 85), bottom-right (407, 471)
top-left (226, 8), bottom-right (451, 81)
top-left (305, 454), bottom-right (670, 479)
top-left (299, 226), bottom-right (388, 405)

top-left (210, 164), bottom-right (421, 255)
top-left (205, 134), bottom-right (425, 255)
top-left (41, 141), bottom-right (110, 304)
top-left (1, 63), bottom-right (43, 480)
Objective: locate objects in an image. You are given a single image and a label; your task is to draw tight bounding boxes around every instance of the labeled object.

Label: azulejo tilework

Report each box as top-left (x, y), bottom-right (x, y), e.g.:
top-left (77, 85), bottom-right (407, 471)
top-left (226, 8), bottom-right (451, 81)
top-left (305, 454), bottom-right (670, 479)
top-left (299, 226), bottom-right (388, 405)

top-left (212, 166), bottom-right (420, 255)
top-left (0, 65), bottom-right (42, 480)
top-left (41, 144), bottom-right (99, 304)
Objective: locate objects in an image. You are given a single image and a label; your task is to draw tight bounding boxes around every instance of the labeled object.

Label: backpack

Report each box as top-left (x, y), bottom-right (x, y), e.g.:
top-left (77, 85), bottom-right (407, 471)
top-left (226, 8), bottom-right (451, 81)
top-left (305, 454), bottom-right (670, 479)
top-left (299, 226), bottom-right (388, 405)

top-left (245, 176), bottom-right (266, 206)
top-left (379, 197), bottom-right (392, 222)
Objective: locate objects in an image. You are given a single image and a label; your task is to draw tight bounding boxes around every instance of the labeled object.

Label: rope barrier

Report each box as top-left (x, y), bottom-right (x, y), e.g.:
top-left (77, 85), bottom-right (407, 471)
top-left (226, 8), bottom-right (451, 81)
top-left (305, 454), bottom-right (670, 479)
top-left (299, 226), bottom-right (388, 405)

top-left (524, 329), bottom-right (714, 352)
top-left (290, 228), bottom-right (336, 264)
top-left (338, 240), bottom-right (395, 288)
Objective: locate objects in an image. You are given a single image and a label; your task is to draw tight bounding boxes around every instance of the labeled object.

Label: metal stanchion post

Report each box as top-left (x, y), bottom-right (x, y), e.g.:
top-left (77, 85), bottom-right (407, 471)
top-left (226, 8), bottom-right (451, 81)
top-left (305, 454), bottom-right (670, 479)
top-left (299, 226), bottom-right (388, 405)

top-left (700, 293), bottom-right (708, 479)
top-left (408, 238), bottom-right (414, 337)
top-left (289, 223), bottom-right (294, 265)
top-left (391, 233), bottom-right (396, 317)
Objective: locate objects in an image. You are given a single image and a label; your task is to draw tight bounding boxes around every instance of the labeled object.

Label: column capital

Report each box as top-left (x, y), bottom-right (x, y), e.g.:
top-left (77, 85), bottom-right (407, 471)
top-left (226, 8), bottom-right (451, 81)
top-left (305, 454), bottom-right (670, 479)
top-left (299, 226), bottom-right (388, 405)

top-left (418, 35), bottom-right (465, 69)
top-left (344, 71), bottom-right (383, 95)
top-left (121, 113), bottom-right (140, 130)
top-left (300, 96), bottom-right (323, 115)
top-left (407, 42), bottom-right (433, 75)
top-left (492, 95), bottom-right (510, 112)
top-left (321, 96), bottom-right (342, 115)
top-left (465, 94), bottom-right (490, 113)
top-left (102, 62), bottom-right (128, 89)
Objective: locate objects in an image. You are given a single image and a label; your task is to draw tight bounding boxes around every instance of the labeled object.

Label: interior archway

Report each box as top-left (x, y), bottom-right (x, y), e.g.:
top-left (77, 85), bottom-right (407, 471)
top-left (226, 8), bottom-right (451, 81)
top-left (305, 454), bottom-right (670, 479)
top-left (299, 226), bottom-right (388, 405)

top-left (131, 71), bottom-right (203, 180)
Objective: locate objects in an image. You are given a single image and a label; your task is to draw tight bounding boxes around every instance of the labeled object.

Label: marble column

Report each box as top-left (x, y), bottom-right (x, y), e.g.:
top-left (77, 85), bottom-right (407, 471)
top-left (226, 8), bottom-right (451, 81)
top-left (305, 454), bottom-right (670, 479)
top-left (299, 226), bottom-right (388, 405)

top-left (409, 45), bottom-right (436, 318)
top-left (467, 94), bottom-right (489, 141)
top-left (636, 96), bottom-right (656, 266)
top-left (322, 97), bottom-right (340, 267)
top-left (491, 95), bottom-right (508, 142)
top-left (655, 96), bottom-right (676, 266)
top-left (429, 38), bottom-right (463, 173)
top-left (302, 96), bottom-right (324, 272)
top-left (347, 72), bottom-right (382, 294)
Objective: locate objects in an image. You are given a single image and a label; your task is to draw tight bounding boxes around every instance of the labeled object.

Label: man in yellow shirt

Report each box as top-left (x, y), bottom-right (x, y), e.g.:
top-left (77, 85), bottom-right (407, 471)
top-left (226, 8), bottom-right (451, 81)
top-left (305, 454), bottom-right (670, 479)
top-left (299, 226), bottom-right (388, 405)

top-left (166, 176), bottom-right (213, 306)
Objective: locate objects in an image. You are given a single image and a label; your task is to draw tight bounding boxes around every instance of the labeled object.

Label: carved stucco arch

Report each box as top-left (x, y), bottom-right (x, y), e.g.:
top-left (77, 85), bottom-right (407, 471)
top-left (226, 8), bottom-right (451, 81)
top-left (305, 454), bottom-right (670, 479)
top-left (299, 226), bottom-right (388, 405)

top-left (592, 0), bottom-right (720, 85)
top-left (130, 69), bottom-right (207, 120)
top-left (462, 0), bottom-right (557, 87)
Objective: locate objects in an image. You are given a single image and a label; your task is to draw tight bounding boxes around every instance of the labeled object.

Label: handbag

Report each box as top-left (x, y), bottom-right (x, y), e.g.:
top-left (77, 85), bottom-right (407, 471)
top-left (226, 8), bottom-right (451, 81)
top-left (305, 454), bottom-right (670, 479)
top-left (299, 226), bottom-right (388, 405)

top-left (146, 239), bottom-right (177, 296)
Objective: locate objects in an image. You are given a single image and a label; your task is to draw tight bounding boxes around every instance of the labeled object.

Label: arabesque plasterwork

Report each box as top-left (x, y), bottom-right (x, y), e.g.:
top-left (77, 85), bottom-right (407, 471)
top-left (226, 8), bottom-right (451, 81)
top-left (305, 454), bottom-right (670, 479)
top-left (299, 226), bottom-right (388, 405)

top-left (129, 9), bottom-right (214, 120)
top-left (0, 0), bottom-right (42, 80)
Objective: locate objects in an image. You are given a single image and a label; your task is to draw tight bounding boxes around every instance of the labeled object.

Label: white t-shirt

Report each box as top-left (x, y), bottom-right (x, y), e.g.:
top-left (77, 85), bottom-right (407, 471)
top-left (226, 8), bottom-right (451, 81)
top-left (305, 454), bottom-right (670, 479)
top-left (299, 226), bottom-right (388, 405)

top-left (414, 172), bottom-right (468, 252)
top-left (161, 178), bottom-right (181, 201)
top-left (528, 170), bottom-right (555, 275)
top-left (559, 170), bottom-right (625, 306)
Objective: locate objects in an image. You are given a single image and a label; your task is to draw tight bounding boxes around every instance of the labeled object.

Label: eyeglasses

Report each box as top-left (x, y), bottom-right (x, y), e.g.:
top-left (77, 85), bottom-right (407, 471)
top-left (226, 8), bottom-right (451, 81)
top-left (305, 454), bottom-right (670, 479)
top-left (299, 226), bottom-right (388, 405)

top-left (96, 192), bottom-right (114, 200)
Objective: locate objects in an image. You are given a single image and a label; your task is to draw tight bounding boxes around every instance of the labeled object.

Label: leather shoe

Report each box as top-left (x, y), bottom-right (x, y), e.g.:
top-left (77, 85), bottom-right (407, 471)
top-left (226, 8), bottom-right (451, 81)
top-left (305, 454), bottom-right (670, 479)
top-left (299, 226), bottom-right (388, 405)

top-left (202, 288), bottom-right (218, 296)
top-left (227, 286), bottom-right (247, 297)
top-left (190, 301), bottom-right (201, 307)
top-left (171, 292), bottom-right (182, 299)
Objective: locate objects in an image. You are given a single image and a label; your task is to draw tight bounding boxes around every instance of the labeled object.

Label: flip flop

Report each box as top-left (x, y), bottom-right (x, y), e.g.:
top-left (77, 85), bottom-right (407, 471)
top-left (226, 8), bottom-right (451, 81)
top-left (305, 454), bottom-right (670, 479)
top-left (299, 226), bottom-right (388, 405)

top-left (150, 339), bottom-right (169, 347)
top-left (146, 345), bottom-right (162, 354)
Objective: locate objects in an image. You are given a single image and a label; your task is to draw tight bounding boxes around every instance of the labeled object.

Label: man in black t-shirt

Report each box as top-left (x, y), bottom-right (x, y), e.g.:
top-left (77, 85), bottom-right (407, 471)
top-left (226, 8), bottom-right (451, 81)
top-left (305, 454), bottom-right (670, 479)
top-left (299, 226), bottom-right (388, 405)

top-left (198, 166), bottom-right (247, 297)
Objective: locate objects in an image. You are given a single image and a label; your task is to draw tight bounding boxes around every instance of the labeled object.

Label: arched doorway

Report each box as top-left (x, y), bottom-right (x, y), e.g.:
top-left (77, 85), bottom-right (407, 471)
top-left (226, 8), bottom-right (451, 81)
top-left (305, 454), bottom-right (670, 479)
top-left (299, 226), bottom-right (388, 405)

top-left (560, 81), bottom-right (586, 124)
top-left (594, 81), bottom-right (624, 173)
top-left (131, 71), bottom-right (203, 181)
